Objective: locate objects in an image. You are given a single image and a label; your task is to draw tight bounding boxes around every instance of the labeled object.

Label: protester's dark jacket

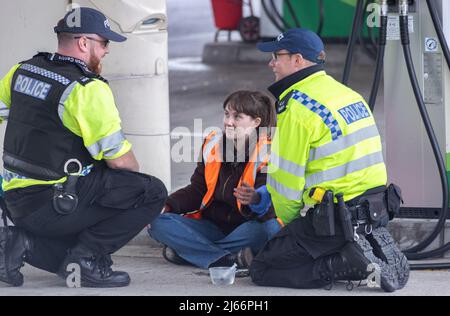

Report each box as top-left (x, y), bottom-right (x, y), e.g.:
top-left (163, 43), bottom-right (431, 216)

top-left (166, 140), bottom-right (276, 234)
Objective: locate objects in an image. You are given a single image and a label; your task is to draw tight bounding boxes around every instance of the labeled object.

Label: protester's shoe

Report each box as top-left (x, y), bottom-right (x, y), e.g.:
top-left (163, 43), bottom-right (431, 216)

top-left (0, 226), bottom-right (32, 287)
top-left (162, 245), bottom-right (190, 266)
top-left (209, 247), bottom-right (254, 269)
top-left (235, 247), bottom-right (254, 269)
top-left (365, 227), bottom-right (410, 290)
top-left (59, 245), bottom-right (130, 288)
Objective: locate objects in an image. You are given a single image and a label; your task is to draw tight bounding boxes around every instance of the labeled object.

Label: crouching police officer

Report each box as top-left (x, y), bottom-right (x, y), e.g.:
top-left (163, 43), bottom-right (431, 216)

top-left (249, 28), bottom-right (410, 292)
top-left (0, 7), bottom-right (167, 287)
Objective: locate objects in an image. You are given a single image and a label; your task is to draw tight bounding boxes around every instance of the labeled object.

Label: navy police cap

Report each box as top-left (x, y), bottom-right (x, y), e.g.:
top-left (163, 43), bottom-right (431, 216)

top-left (257, 28), bottom-right (325, 64)
top-left (54, 7), bottom-right (126, 42)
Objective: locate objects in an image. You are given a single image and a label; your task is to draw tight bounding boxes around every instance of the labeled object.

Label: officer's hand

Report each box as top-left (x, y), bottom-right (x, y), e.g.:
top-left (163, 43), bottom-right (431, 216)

top-left (234, 182), bottom-right (261, 205)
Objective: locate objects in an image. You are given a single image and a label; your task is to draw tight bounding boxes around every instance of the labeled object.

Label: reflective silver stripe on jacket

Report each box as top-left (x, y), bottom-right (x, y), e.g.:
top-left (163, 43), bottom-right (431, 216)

top-left (268, 174), bottom-right (303, 200)
top-left (202, 132), bottom-right (222, 162)
top-left (309, 124), bottom-right (380, 161)
top-left (103, 144), bottom-right (125, 158)
top-left (251, 143), bottom-right (270, 178)
top-left (2, 164), bottom-right (93, 182)
top-left (305, 151), bottom-right (385, 188)
top-left (20, 64), bottom-right (70, 85)
top-left (0, 100), bottom-right (9, 120)
top-left (57, 81), bottom-right (78, 122)
top-left (2, 169), bottom-right (29, 182)
top-left (87, 130), bottom-right (126, 157)
top-left (270, 151), bottom-right (306, 178)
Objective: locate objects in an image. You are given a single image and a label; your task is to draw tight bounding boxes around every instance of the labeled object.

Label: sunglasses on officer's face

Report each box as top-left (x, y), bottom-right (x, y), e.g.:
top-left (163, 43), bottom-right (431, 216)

top-left (74, 36), bottom-right (110, 48)
top-left (271, 52), bottom-right (293, 61)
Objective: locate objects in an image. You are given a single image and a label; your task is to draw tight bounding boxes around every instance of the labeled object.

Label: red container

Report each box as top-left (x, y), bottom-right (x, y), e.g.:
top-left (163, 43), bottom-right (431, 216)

top-left (211, 0), bottom-right (243, 30)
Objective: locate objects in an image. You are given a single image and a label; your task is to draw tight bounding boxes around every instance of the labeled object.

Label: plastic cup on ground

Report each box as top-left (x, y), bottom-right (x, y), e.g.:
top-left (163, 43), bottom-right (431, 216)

top-left (209, 264), bottom-right (237, 285)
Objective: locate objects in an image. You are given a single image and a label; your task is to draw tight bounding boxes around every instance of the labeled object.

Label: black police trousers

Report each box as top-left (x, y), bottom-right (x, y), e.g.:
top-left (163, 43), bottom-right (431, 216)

top-left (4, 166), bottom-right (167, 273)
top-left (250, 210), bottom-right (347, 289)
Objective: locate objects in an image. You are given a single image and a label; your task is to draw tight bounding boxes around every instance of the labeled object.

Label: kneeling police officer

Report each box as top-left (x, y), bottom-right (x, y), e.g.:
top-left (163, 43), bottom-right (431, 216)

top-left (0, 7), bottom-right (167, 288)
top-left (249, 28), bottom-right (410, 292)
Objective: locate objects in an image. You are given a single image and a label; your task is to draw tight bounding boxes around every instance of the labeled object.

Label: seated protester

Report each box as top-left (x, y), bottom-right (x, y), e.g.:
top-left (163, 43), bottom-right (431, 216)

top-left (148, 90), bottom-right (282, 269)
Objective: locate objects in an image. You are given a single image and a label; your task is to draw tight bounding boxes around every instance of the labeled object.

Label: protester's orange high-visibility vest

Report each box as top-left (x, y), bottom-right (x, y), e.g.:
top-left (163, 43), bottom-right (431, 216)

top-left (184, 131), bottom-right (271, 220)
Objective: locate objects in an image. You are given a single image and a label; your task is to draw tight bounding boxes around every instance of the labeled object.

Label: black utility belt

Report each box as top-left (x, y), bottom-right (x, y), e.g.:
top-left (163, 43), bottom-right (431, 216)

top-left (4, 174), bottom-right (82, 219)
top-left (311, 195), bottom-right (386, 241)
top-left (348, 204), bottom-right (371, 223)
top-left (5, 159), bottom-right (90, 218)
top-left (312, 203), bottom-right (373, 225)
top-left (310, 184), bottom-right (403, 241)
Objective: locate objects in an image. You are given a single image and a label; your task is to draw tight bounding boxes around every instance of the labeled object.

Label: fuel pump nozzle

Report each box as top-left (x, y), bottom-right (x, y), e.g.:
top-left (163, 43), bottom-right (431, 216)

top-left (380, 0), bottom-right (388, 14)
top-left (399, 0), bottom-right (409, 17)
top-left (378, 0), bottom-right (388, 62)
top-left (399, 0), bottom-right (410, 45)
top-left (368, 0), bottom-right (388, 110)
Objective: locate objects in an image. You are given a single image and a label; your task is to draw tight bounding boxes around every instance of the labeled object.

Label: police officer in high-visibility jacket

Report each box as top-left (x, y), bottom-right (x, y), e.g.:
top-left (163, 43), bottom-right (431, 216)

top-left (0, 7), bottom-right (167, 288)
top-left (249, 28), bottom-right (409, 292)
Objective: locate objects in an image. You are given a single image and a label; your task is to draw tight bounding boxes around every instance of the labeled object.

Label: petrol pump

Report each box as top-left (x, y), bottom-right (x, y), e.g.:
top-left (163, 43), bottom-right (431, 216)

top-left (382, 0), bottom-right (450, 263)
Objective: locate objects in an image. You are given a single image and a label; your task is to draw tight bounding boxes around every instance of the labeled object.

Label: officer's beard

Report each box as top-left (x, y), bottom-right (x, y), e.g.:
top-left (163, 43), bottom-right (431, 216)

top-left (88, 49), bottom-right (102, 75)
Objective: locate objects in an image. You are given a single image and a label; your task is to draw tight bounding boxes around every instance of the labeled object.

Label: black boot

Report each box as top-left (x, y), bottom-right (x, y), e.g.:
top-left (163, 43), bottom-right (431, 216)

top-left (0, 226), bottom-right (33, 287)
top-left (316, 242), bottom-right (371, 286)
top-left (317, 236), bottom-right (400, 292)
top-left (353, 233), bottom-right (400, 292)
top-left (58, 244), bottom-right (130, 288)
top-left (209, 247), bottom-right (254, 269)
top-left (365, 227), bottom-right (410, 290)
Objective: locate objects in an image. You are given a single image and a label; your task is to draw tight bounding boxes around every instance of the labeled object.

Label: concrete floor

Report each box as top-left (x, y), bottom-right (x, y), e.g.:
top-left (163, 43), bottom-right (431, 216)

top-left (1, 247), bottom-right (449, 296)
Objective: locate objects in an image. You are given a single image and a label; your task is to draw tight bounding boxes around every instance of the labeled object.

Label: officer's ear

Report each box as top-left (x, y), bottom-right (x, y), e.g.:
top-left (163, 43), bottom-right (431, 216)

top-left (293, 53), bottom-right (304, 66)
top-left (75, 36), bottom-right (90, 53)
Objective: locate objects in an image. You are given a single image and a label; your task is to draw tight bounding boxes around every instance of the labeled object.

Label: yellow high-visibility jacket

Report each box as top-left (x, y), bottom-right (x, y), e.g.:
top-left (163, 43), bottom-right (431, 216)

top-left (267, 66), bottom-right (387, 225)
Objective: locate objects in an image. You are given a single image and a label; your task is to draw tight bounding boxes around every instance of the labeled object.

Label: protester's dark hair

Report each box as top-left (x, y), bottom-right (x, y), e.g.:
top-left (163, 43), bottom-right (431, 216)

top-left (222, 90), bottom-right (276, 129)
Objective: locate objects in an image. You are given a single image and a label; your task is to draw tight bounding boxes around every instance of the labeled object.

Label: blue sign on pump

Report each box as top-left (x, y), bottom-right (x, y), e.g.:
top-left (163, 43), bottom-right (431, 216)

top-left (338, 102), bottom-right (371, 125)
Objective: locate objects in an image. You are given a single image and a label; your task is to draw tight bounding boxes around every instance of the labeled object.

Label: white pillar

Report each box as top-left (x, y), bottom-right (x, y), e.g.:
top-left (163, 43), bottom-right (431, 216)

top-left (75, 0), bottom-right (171, 190)
top-left (0, 0), bottom-right (70, 171)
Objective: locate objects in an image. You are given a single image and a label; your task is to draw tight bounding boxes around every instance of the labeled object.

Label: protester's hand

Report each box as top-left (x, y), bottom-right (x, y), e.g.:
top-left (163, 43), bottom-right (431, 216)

top-left (234, 182), bottom-right (261, 205)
